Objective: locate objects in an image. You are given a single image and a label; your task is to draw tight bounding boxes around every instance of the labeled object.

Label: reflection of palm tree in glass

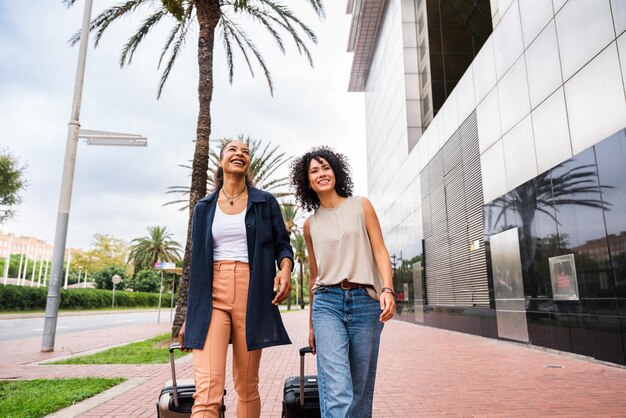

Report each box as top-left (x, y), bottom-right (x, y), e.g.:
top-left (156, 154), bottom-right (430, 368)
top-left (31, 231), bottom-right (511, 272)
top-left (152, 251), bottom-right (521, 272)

top-left (486, 164), bottom-right (611, 295)
top-left (395, 255), bottom-right (422, 310)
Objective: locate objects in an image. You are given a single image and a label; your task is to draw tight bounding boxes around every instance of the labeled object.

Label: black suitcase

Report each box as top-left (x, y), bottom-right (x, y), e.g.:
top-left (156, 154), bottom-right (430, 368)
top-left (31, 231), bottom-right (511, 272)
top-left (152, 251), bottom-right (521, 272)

top-left (156, 343), bottom-right (226, 418)
top-left (282, 347), bottom-right (321, 418)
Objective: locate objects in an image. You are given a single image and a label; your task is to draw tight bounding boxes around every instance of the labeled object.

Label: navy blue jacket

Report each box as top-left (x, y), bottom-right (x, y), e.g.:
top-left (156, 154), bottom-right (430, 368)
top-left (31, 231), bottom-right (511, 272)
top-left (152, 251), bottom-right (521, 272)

top-left (184, 186), bottom-right (293, 351)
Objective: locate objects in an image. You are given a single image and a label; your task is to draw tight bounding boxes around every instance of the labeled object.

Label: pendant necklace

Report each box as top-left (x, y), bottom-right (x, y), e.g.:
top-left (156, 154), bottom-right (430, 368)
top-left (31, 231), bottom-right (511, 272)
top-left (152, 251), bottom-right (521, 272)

top-left (222, 185), bottom-right (247, 205)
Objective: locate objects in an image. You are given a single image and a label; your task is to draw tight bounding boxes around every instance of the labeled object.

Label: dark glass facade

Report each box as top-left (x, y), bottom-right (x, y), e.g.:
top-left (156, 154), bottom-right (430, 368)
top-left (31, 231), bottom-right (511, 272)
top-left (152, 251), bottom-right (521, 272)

top-left (422, 0), bottom-right (492, 119)
top-left (483, 130), bottom-right (626, 365)
top-left (393, 129), bottom-right (626, 365)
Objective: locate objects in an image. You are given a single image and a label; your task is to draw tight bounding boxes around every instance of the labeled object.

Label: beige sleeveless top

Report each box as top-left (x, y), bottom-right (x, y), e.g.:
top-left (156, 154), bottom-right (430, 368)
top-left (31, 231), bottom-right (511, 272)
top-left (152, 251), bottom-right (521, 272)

top-left (309, 196), bottom-right (382, 300)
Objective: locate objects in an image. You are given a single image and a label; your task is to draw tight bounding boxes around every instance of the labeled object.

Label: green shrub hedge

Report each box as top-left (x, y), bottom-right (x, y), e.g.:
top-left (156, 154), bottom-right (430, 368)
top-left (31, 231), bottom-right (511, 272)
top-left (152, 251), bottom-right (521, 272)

top-left (0, 285), bottom-right (175, 311)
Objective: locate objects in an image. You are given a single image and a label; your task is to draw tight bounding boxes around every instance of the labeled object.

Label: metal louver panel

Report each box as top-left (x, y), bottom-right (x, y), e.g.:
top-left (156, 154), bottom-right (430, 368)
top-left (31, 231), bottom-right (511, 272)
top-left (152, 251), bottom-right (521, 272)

top-left (421, 111), bottom-right (489, 307)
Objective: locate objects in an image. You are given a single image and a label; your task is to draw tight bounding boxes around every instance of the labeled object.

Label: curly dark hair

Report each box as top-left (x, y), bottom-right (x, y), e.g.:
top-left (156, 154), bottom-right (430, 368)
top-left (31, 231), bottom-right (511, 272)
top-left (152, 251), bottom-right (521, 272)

top-left (289, 146), bottom-right (354, 212)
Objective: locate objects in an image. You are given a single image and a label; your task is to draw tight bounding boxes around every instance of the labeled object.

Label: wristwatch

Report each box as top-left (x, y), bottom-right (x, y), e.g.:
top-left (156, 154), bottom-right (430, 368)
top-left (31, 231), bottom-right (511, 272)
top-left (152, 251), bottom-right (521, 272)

top-left (382, 287), bottom-right (395, 296)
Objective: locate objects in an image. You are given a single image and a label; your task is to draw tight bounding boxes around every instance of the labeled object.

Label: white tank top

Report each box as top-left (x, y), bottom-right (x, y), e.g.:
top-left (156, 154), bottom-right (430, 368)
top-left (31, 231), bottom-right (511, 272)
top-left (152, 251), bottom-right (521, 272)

top-left (212, 203), bottom-right (249, 263)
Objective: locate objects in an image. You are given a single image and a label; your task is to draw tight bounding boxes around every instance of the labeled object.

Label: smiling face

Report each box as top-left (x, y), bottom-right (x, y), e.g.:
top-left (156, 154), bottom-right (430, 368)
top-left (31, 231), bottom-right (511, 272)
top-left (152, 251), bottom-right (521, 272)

top-left (308, 157), bottom-right (336, 194)
top-left (219, 141), bottom-right (250, 176)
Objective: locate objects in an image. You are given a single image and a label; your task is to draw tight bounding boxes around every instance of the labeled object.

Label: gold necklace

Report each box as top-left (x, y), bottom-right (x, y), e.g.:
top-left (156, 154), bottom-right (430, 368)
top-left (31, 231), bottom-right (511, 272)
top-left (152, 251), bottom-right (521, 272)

top-left (222, 185), bottom-right (247, 205)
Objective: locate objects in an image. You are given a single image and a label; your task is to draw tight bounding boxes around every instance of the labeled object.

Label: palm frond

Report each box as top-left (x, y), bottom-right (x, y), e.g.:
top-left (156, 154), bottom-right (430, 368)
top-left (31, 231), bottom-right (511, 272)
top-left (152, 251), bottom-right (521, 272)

top-left (220, 15), bottom-right (274, 94)
top-left (303, 0), bottom-right (325, 18)
top-left (68, 0), bottom-right (150, 47)
top-left (121, 9), bottom-right (168, 66)
top-left (158, 11), bottom-right (193, 98)
top-left (223, 1), bottom-right (286, 54)
top-left (221, 20), bottom-right (236, 84)
top-left (259, 0), bottom-right (318, 50)
top-left (220, 17), bottom-right (257, 79)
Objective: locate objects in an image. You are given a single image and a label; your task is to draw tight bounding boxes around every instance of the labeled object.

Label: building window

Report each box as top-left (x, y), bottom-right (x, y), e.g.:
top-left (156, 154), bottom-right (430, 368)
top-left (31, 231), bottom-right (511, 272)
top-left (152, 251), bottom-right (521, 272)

top-left (418, 0), bottom-right (492, 128)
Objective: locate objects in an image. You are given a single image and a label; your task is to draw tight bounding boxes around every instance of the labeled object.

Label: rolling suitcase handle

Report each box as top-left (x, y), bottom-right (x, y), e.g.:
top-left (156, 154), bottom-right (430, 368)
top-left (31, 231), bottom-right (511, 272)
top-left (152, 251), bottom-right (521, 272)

top-left (299, 347), bottom-right (314, 407)
top-left (169, 342), bottom-right (184, 408)
top-left (168, 342), bottom-right (227, 417)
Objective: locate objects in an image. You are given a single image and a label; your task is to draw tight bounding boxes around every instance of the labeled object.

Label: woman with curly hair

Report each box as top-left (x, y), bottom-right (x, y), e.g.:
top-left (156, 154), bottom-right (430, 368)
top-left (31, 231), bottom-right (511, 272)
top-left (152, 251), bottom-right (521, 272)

top-left (290, 146), bottom-right (396, 418)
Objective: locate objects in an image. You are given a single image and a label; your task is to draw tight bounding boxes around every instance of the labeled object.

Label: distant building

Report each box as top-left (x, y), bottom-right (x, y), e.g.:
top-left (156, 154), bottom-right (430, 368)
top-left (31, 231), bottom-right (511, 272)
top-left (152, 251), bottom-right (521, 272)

top-left (0, 230), bottom-right (83, 286)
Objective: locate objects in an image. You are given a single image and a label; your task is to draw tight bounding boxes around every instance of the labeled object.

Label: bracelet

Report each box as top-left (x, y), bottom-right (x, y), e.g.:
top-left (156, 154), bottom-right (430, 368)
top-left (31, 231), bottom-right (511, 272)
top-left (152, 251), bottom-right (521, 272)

top-left (382, 287), bottom-right (394, 295)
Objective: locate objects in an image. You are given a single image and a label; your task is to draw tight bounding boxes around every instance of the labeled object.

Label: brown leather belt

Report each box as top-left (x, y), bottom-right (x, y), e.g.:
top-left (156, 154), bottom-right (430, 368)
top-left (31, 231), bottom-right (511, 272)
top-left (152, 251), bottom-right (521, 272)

top-left (334, 279), bottom-right (375, 291)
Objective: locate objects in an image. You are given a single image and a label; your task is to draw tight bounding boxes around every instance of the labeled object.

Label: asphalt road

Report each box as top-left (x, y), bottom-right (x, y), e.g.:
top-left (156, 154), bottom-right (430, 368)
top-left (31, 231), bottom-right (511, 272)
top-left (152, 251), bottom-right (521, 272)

top-left (0, 310), bottom-right (169, 341)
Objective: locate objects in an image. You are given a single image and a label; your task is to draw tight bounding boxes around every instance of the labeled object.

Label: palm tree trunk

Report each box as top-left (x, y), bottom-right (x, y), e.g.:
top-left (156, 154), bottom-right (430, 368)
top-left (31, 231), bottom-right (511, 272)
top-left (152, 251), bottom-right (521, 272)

top-left (172, 0), bottom-right (221, 338)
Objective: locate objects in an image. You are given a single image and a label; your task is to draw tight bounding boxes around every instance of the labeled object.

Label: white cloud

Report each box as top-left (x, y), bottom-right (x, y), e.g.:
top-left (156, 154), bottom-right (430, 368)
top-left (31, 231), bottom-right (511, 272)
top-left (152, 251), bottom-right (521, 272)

top-left (0, 0), bottom-right (366, 250)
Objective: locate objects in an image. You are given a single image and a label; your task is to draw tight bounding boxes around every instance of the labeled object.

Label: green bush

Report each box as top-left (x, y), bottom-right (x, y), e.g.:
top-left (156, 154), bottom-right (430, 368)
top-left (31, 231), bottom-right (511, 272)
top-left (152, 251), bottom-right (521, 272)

top-left (0, 285), bottom-right (173, 311)
top-left (131, 269), bottom-right (160, 293)
top-left (92, 266), bottom-right (127, 290)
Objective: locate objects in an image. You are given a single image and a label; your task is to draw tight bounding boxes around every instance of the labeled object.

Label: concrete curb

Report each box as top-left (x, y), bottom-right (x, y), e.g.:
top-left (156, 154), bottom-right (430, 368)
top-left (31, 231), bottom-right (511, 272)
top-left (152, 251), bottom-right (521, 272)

top-left (0, 309), bottom-right (161, 320)
top-left (44, 377), bottom-right (149, 418)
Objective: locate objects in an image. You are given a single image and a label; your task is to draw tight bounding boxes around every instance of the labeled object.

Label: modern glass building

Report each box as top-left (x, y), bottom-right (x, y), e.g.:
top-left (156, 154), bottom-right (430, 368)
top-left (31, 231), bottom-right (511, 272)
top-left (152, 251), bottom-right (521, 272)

top-left (347, 0), bottom-right (626, 365)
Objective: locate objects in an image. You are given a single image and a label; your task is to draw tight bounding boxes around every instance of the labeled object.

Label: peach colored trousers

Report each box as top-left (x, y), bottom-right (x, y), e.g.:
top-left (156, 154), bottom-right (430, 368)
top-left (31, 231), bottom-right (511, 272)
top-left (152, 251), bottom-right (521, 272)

top-left (191, 261), bottom-right (262, 418)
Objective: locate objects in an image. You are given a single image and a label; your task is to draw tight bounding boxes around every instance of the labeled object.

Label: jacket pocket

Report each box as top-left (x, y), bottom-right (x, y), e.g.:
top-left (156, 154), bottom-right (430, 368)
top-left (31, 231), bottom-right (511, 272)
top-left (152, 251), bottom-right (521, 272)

top-left (257, 220), bottom-right (273, 246)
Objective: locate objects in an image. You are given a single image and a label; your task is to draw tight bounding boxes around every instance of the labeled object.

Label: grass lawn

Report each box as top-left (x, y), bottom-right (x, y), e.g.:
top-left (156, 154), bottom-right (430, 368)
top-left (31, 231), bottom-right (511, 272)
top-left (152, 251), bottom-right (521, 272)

top-left (50, 333), bottom-right (188, 365)
top-left (0, 377), bottom-right (124, 418)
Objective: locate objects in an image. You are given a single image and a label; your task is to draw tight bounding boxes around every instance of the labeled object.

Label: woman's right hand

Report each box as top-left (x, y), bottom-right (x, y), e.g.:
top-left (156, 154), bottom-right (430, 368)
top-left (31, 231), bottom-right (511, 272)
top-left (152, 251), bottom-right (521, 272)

top-left (308, 327), bottom-right (316, 354)
top-left (178, 321), bottom-right (188, 352)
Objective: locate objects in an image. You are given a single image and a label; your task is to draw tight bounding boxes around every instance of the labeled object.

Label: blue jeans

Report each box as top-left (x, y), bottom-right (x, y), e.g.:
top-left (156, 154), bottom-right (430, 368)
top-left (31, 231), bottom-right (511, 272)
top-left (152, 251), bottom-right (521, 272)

top-left (312, 286), bottom-right (384, 418)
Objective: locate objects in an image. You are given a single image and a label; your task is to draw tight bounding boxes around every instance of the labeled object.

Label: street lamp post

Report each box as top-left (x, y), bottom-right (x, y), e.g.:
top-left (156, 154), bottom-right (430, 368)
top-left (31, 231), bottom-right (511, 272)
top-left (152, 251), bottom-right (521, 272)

top-left (41, 0), bottom-right (93, 352)
top-left (41, 0), bottom-right (146, 352)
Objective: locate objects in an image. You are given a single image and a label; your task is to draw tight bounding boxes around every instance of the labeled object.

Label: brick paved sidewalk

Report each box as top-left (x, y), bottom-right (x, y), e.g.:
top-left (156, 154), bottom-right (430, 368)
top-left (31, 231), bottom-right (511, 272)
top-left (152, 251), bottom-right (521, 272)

top-left (2, 310), bottom-right (626, 417)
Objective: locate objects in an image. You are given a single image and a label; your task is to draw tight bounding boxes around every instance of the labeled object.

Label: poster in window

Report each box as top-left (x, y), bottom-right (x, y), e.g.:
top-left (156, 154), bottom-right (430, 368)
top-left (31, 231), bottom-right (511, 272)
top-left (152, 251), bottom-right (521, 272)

top-left (549, 254), bottom-right (579, 301)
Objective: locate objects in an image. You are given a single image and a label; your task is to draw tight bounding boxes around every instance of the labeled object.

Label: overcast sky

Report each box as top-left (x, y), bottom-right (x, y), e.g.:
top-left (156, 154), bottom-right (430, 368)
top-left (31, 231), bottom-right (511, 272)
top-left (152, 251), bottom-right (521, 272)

top-left (0, 0), bottom-right (367, 250)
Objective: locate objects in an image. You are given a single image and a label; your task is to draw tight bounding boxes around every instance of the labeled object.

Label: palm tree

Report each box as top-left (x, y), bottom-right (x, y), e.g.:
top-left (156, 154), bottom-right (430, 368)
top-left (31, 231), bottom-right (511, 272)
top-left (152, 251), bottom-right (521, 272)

top-left (128, 226), bottom-right (182, 271)
top-left (291, 231), bottom-right (307, 309)
top-left (64, 0), bottom-right (324, 336)
top-left (280, 201), bottom-right (302, 237)
top-left (165, 135), bottom-right (292, 210)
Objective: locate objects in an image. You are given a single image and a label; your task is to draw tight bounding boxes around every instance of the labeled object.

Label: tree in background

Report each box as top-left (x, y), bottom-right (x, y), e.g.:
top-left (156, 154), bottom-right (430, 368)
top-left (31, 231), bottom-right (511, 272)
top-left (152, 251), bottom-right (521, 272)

top-left (128, 226), bottom-right (182, 271)
top-left (281, 201), bottom-right (303, 237)
top-left (131, 269), bottom-right (161, 293)
top-left (291, 231), bottom-right (308, 309)
top-left (72, 234), bottom-right (130, 277)
top-left (93, 265), bottom-right (127, 290)
top-left (280, 202), bottom-right (304, 308)
top-left (0, 254), bottom-right (25, 278)
top-left (64, 0), bottom-right (324, 338)
top-left (0, 148), bottom-right (27, 225)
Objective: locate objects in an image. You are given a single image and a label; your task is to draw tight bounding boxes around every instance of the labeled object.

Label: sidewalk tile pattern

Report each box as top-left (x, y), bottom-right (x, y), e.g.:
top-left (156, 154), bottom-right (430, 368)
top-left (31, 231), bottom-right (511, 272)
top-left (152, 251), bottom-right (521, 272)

top-left (1, 311), bottom-right (626, 417)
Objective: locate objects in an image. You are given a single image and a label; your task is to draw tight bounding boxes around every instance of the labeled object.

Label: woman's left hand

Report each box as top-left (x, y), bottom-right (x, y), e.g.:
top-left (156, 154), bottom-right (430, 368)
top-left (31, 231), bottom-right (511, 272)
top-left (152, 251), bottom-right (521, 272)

top-left (379, 292), bottom-right (396, 322)
top-left (272, 269), bottom-right (291, 305)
